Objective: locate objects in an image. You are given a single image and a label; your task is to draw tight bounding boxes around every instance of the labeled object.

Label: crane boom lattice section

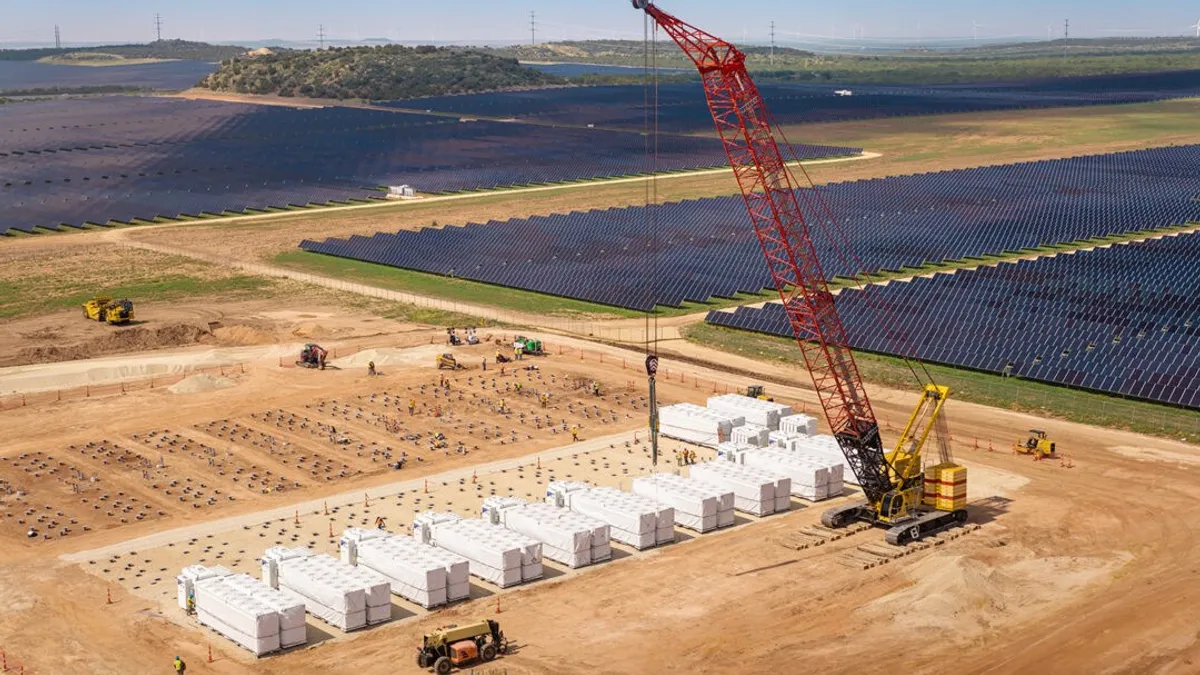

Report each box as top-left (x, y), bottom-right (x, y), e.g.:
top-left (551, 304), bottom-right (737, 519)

top-left (638, 1), bottom-right (892, 503)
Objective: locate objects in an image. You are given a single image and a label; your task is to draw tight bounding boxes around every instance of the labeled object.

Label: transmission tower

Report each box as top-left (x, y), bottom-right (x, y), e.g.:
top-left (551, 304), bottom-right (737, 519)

top-left (54, 25), bottom-right (61, 50)
top-left (155, 13), bottom-right (163, 41)
top-left (318, 25), bottom-right (326, 49)
top-left (1064, 18), bottom-right (1069, 39)
top-left (770, 20), bottom-right (775, 65)
top-left (530, 11), bottom-right (537, 46)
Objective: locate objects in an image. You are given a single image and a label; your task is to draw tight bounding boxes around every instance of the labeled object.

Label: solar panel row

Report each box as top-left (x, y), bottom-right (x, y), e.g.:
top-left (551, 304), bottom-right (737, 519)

top-left (706, 231), bottom-right (1200, 410)
top-left (0, 96), bottom-right (860, 234)
top-left (381, 70), bottom-right (1200, 133)
top-left (300, 145), bottom-right (1200, 312)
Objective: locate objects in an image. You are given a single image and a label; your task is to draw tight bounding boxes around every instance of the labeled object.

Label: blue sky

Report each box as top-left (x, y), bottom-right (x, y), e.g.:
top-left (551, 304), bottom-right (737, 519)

top-left (3, 0), bottom-right (1198, 45)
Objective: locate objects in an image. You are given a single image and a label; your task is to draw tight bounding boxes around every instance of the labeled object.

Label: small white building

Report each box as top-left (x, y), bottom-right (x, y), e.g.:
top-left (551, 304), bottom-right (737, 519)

top-left (387, 185), bottom-right (416, 199)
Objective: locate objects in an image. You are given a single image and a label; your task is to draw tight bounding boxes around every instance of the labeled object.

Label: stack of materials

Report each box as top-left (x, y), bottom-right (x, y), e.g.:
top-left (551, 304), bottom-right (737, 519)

top-left (423, 517), bottom-right (543, 588)
top-left (183, 566), bottom-right (305, 656)
top-left (707, 394), bottom-right (792, 430)
top-left (340, 528), bottom-right (469, 607)
top-left (219, 574), bottom-right (307, 649)
top-left (260, 547), bottom-right (391, 631)
top-left (412, 511), bottom-right (463, 544)
top-left (480, 496), bottom-right (529, 524)
top-left (491, 499), bottom-right (611, 568)
top-left (737, 448), bottom-right (842, 501)
top-left (731, 424), bottom-right (770, 447)
top-left (632, 473), bottom-right (734, 533)
top-left (922, 463), bottom-right (968, 511)
top-left (779, 413), bottom-right (818, 437)
top-left (177, 564), bottom-right (233, 610)
top-left (660, 403), bottom-right (744, 446)
top-left (789, 435), bottom-right (852, 489)
top-left (544, 481), bottom-right (591, 507)
top-left (523, 501), bottom-right (612, 564)
top-left (688, 461), bottom-right (791, 516)
top-left (558, 485), bottom-right (674, 549)
top-left (716, 442), bottom-right (749, 462)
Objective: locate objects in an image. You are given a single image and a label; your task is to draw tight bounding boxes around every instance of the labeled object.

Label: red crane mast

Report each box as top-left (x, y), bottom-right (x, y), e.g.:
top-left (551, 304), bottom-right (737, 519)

top-left (632, 0), bottom-right (893, 505)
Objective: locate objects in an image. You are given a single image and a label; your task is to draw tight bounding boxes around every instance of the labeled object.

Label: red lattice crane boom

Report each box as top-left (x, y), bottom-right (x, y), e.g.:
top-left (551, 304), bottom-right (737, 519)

top-left (632, 0), bottom-right (894, 505)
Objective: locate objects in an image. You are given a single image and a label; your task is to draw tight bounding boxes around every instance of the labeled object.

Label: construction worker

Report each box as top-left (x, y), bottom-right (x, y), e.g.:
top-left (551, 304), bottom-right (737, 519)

top-left (173, 655), bottom-right (187, 673)
top-left (571, 425), bottom-right (580, 442)
top-left (367, 361), bottom-right (377, 377)
top-left (374, 516), bottom-right (387, 530)
top-left (539, 392), bottom-right (549, 408)
top-left (408, 398), bottom-right (416, 415)
top-left (186, 592), bottom-right (195, 614)
top-left (591, 380), bottom-right (601, 396)
top-left (515, 382), bottom-right (523, 394)
top-left (482, 358), bottom-right (487, 372)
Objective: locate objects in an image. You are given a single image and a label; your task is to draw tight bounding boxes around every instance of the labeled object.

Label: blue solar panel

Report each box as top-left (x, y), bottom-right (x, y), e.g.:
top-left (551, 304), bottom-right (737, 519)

top-left (300, 145), bottom-right (1200, 312)
top-left (0, 96), bottom-right (859, 234)
top-left (380, 71), bottom-right (1200, 133)
top-left (706, 231), bottom-right (1200, 409)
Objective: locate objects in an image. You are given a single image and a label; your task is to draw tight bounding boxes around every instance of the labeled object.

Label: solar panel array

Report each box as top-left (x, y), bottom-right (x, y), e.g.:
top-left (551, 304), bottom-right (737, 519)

top-left (706, 231), bottom-right (1200, 409)
top-left (1, 96), bottom-right (859, 234)
top-left (0, 60), bottom-right (217, 93)
top-left (383, 70), bottom-right (1200, 133)
top-left (300, 145), bottom-right (1200, 311)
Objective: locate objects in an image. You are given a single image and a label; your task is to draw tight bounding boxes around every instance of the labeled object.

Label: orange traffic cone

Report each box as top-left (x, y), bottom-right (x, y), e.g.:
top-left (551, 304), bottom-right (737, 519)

top-left (495, 595), bottom-right (502, 613)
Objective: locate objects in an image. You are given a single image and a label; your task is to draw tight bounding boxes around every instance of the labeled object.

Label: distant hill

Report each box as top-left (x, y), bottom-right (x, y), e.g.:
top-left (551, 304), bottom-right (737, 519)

top-left (486, 38), bottom-right (1200, 85)
top-left (0, 40), bottom-right (248, 62)
top-left (485, 40), bottom-right (812, 70)
top-left (199, 45), bottom-right (562, 100)
top-left (962, 36), bottom-right (1200, 58)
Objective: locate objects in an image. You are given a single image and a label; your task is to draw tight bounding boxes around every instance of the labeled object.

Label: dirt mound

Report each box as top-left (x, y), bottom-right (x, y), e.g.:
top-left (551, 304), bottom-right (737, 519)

top-left (13, 323), bottom-right (212, 365)
top-left (212, 324), bottom-right (276, 345)
top-left (167, 373), bottom-right (237, 394)
top-left (332, 345), bottom-right (444, 369)
top-left (291, 322), bottom-right (330, 338)
top-left (863, 550), bottom-right (1130, 636)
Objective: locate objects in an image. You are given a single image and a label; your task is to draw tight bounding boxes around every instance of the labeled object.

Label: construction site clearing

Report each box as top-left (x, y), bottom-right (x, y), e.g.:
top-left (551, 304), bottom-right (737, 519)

top-left (0, 304), bottom-right (1197, 675)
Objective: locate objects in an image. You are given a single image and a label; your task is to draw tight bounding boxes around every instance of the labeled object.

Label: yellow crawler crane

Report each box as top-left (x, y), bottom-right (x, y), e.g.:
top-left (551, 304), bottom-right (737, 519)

top-left (822, 384), bottom-right (969, 545)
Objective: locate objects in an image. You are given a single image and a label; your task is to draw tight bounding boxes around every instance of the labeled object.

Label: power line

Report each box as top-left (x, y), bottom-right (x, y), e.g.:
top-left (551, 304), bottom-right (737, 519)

top-left (318, 24), bottom-right (326, 50)
top-left (154, 13), bottom-right (162, 42)
top-left (530, 11), bottom-right (537, 46)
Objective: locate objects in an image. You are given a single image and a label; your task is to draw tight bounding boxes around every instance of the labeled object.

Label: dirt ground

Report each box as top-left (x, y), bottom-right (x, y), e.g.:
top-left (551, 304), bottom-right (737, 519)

top-left (2, 316), bottom-right (1199, 675)
top-left (3, 100), bottom-right (1199, 674)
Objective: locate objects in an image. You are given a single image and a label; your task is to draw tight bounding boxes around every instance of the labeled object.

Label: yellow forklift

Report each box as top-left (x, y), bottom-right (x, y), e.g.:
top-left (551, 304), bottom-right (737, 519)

top-left (417, 620), bottom-right (508, 674)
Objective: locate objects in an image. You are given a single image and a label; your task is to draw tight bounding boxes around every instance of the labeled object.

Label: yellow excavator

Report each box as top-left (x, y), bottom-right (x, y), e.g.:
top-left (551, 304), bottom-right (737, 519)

top-left (1014, 429), bottom-right (1056, 459)
top-left (436, 353), bottom-right (463, 370)
top-left (82, 296), bottom-right (134, 325)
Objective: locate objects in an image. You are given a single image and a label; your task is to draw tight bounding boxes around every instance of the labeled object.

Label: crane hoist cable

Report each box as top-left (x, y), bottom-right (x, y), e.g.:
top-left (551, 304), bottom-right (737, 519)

top-left (642, 12), bottom-right (660, 360)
